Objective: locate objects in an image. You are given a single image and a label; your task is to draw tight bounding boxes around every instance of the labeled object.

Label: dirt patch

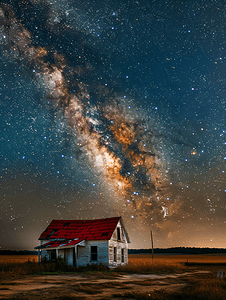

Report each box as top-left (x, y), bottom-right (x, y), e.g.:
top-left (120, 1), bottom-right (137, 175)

top-left (0, 271), bottom-right (211, 299)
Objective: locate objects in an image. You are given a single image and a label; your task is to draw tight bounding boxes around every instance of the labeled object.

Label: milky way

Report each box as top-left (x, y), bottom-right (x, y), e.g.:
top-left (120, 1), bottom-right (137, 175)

top-left (0, 0), bottom-right (225, 249)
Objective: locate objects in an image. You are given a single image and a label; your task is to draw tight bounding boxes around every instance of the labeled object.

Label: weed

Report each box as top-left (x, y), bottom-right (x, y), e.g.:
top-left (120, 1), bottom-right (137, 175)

top-left (74, 262), bottom-right (109, 272)
top-left (0, 259), bottom-right (69, 279)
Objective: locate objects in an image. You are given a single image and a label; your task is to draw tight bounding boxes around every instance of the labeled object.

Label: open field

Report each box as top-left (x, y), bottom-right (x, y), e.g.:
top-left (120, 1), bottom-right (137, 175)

top-left (130, 253), bottom-right (226, 263)
top-left (0, 254), bottom-right (226, 299)
top-left (0, 256), bottom-right (38, 264)
top-left (2, 253), bottom-right (226, 264)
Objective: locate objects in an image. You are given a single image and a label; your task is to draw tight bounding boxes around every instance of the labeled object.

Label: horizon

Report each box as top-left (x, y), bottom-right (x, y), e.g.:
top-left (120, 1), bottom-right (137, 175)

top-left (1, 246), bottom-right (226, 252)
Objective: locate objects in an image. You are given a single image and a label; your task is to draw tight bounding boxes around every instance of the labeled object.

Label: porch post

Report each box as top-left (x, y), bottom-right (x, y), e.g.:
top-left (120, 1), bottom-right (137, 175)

top-left (38, 249), bottom-right (40, 264)
top-left (74, 245), bottom-right (77, 267)
top-left (56, 249), bottom-right (59, 258)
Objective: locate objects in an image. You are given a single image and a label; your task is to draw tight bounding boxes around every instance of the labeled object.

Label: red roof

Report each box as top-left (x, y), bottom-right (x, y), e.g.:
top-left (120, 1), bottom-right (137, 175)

top-left (35, 238), bottom-right (85, 249)
top-left (39, 217), bottom-right (121, 241)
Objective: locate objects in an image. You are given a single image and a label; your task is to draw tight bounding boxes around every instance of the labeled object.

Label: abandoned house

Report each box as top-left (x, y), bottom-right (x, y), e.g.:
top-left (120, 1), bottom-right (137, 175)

top-left (35, 216), bottom-right (130, 268)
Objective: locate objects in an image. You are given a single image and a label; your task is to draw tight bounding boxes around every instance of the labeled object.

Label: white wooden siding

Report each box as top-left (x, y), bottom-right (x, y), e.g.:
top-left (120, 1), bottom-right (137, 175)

top-left (77, 240), bottom-right (109, 267)
top-left (110, 220), bottom-right (128, 243)
top-left (108, 220), bottom-right (129, 268)
top-left (108, 240), bottom-right (128, 268)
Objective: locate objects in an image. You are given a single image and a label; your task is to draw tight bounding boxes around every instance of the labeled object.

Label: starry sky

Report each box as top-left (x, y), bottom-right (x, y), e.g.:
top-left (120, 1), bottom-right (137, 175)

top-left (0, 0), bottom-right (225, 250)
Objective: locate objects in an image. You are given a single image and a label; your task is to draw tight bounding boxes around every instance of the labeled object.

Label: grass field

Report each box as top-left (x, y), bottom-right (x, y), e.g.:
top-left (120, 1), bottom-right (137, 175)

top-left (1, 254), bottom-right (226, 299)
top-left (0, 255), bottom-right (38, 263)
top-left (120, 254), bottom-right (226, 299)
top-left (130, 253), bottom-right (226, 263)
top-left (1, 253), bottom-right (226, 277)
top-left (2, 253), bottom-right (226, 264)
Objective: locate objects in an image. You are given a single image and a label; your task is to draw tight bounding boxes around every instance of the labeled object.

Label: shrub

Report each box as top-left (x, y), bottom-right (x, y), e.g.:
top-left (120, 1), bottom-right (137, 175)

top-left (74, 262), bottom-right (109, 272)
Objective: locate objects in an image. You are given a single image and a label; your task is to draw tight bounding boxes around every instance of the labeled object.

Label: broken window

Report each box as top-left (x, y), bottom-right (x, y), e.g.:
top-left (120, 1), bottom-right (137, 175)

top-left (91, 246), bottom-right (98, 261)
top-left (117, 227), bottom-right (121, 241)
top-left (121, 248), bottom-right (124, 263)
top-left (114, 247), bottom-right (117, 262)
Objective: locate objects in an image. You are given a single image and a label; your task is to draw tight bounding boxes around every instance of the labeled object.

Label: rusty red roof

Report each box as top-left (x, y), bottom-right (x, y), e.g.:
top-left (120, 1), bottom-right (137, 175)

top-left (35, 237), bottom-right (85, 249)
top-left (39, 217), bottom-right (121, 241)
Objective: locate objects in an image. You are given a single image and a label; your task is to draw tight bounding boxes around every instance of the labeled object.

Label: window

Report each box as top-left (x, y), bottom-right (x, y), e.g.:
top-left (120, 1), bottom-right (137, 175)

top-left (117, 227), bottom-right (121, 241)
top-left (114, 247), bottom-right (117, 262)
top-left (50, 250), bottom-right (56, 261)
top-left (121, 248), bottom-right (124, 263)
top-left (91, 246), bottom-right (98, 261)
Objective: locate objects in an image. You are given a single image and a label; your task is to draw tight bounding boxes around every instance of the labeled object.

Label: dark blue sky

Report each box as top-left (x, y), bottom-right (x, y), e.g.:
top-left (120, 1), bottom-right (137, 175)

top-left (0, 0), bottom-right (225, 249)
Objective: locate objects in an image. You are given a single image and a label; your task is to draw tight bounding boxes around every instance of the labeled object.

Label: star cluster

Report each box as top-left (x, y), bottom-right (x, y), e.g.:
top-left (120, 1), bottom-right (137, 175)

top-left (0, 0), bottom-right (225, 250)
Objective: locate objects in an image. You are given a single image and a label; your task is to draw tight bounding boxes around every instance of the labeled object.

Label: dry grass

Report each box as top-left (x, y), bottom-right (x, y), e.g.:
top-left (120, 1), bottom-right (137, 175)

top-left (114, 277), bottom-right (226, 300)
top-left (0, 255), bottom-right (38, 263)
top-left (194, 278), bottom-right (226, 297)
top-left (0, 261), bottom-right (38, 278)
top-left (116, 256), bottom-right (186, 273)
top-left (129, 254), bottom-right (226, 263)
top-left (114, 264), bottom-right (226, 300)
top-left (113, 255), bottom-right (226, 299)
top-left (2, 253), bottom-right (226, 300)
top-left (0, 254), bottom-right (213, 279)
top-left (0, 260), bottom-right (68, 279)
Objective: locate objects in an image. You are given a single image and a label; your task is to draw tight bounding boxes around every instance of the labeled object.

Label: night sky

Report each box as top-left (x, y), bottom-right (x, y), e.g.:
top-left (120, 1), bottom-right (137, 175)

top-left (0, 0), bottom-right (225, 250)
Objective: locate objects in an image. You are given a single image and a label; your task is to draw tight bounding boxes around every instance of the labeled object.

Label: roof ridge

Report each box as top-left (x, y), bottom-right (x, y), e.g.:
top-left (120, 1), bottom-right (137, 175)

top-left (51, 216), bottom-right (121, 222)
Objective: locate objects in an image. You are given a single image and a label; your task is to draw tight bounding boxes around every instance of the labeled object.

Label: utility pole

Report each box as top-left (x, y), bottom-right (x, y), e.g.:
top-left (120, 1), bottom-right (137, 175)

top-left (150, 230), bottom-right (154, 263)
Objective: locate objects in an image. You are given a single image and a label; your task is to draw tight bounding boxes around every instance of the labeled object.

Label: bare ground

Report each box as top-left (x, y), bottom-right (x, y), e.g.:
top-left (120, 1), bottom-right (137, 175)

top-left (0, 270), bottom-right (210, 300)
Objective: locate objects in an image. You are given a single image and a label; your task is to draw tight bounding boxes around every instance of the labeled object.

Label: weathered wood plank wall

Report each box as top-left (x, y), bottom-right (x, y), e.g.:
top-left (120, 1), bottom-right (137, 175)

top-left (108, 220), bottom-right (129, 268)
top-left (77, 240), bottom-right (109, 267)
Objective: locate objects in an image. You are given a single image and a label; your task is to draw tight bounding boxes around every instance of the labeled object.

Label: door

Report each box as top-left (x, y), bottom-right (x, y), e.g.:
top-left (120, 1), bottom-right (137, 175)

top-left (64, 248), bottom-right (73, 266)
